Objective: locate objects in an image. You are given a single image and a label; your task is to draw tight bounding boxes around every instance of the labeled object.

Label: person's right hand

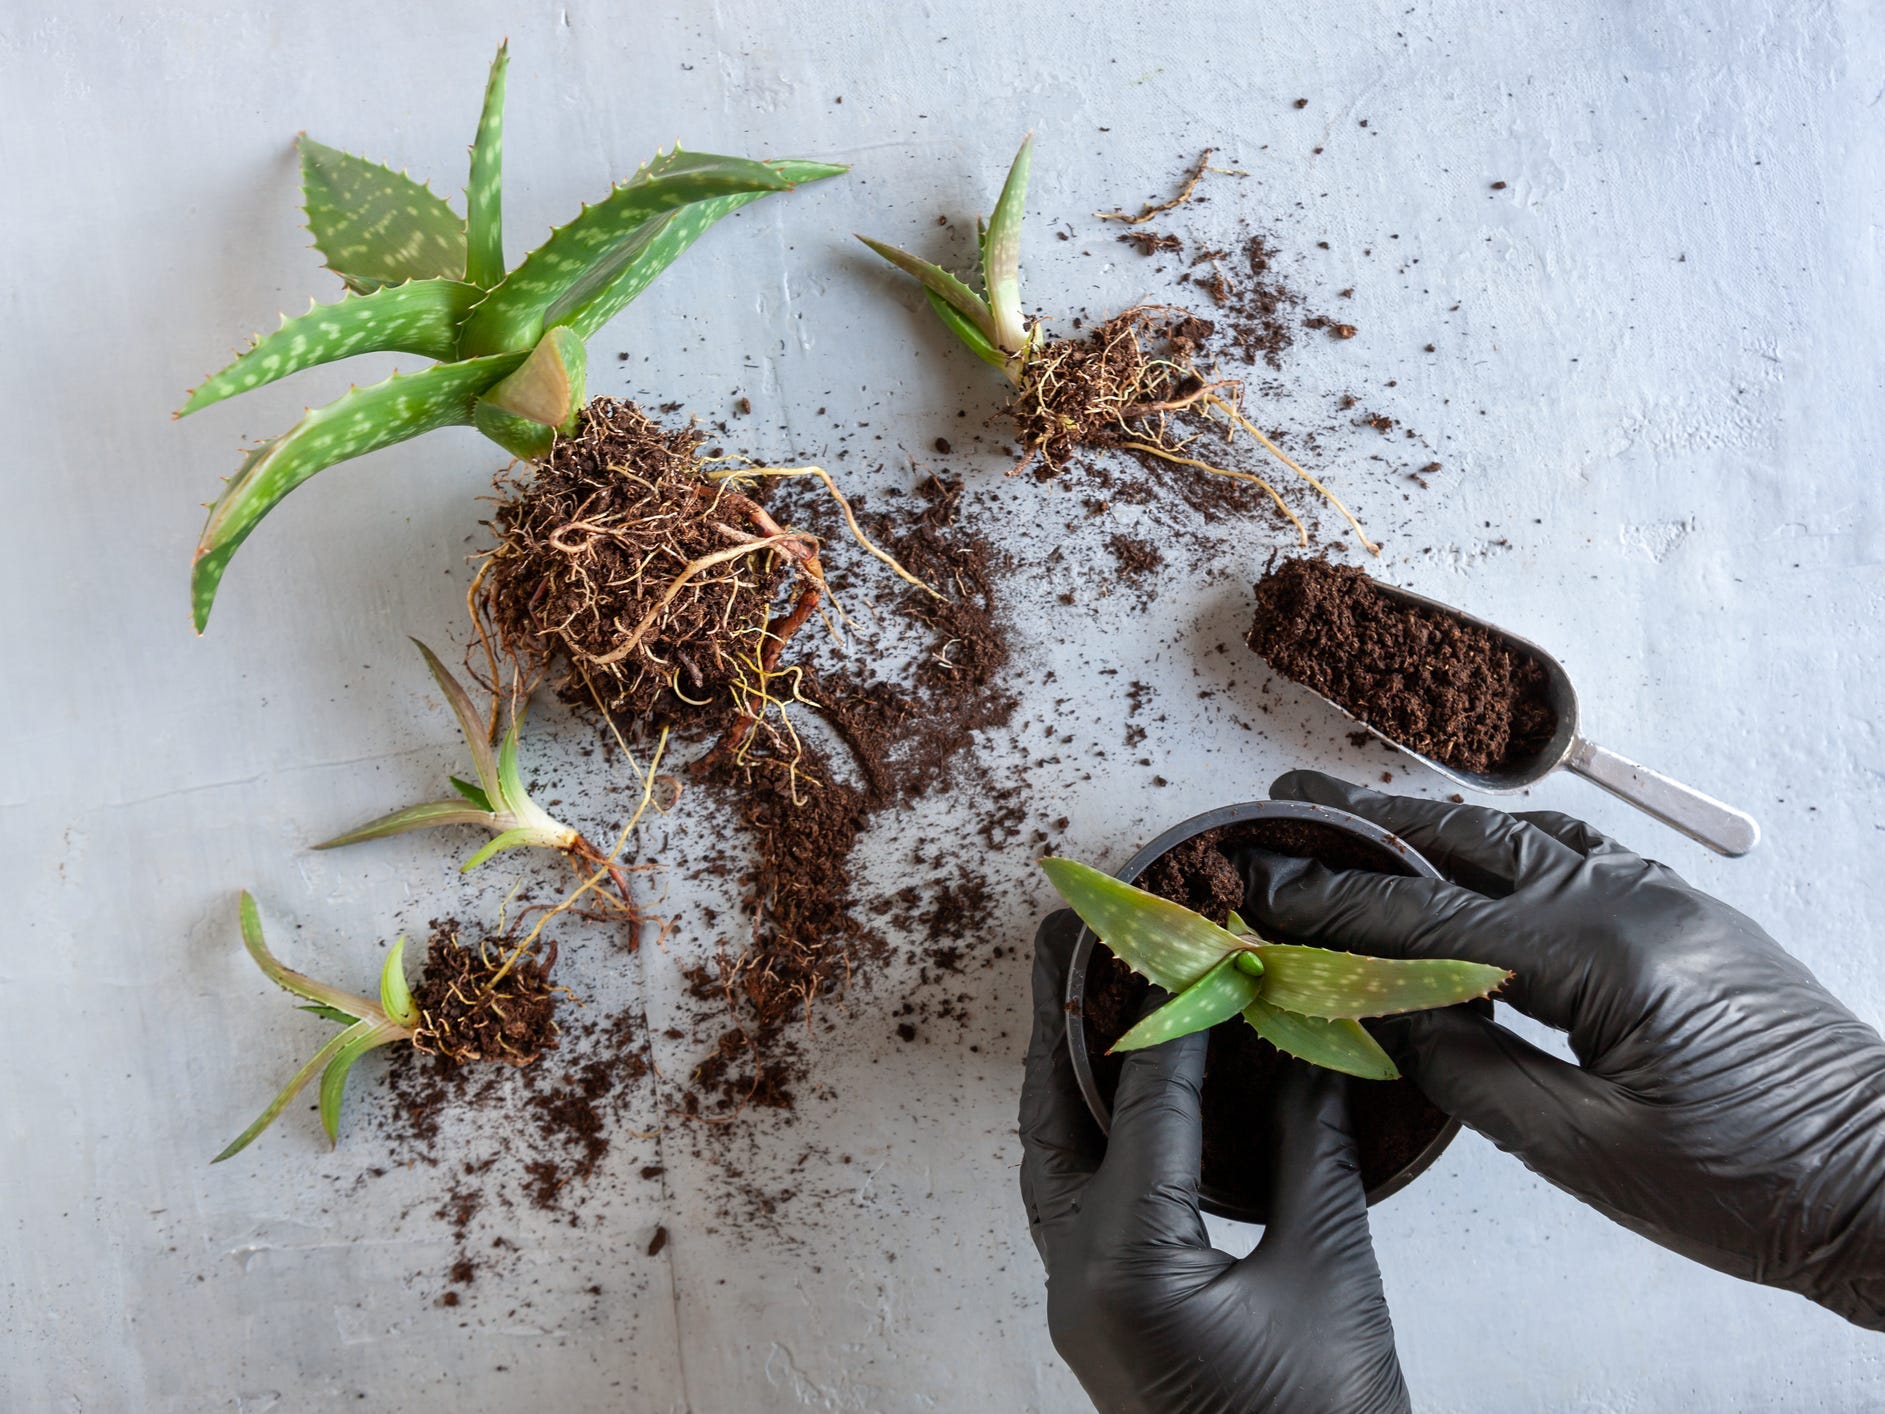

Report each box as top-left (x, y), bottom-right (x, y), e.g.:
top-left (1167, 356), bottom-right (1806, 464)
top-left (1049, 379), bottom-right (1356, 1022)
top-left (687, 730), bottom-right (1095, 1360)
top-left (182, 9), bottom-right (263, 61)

top-left (1243, 770), bottom-right (1885, 1330)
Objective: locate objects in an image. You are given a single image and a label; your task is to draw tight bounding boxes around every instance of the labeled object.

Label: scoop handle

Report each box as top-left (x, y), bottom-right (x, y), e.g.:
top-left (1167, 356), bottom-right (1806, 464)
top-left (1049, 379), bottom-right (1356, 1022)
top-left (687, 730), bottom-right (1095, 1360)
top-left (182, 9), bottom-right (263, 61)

top-left (1565, 737), bottom-right (1760, 857)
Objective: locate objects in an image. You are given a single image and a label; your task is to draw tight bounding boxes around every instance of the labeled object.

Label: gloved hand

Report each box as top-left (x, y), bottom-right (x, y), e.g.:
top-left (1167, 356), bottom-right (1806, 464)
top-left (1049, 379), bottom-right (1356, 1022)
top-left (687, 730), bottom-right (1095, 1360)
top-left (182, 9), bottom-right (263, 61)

top-left (1247, 770), bottom-right (1885, 1330)
top-left (1019, 909), bottom-right (1411, 1414)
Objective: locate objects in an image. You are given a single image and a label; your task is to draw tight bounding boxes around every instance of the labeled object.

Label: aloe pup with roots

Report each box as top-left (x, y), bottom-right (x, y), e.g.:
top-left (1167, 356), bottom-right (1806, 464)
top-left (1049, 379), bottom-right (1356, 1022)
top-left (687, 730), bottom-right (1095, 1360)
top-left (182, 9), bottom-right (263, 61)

top-left (177, 41), bottom-right (845, 631)
top-left (1041, 858), bottom-right (1507, 1077)
top-left (858, 137), bottom-right (1377, 553)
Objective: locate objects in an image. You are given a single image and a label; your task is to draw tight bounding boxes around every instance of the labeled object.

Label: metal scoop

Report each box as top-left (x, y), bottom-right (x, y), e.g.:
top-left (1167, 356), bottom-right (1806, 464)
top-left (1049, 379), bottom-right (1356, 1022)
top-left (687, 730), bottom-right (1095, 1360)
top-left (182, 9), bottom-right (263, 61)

top-left (1289, 580), bottom-right (1760, 857)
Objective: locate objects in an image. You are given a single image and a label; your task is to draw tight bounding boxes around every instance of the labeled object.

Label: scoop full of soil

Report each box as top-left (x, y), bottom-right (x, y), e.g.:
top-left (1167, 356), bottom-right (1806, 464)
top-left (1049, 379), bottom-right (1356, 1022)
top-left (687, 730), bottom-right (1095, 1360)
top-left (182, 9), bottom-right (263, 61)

top-left (1077, 814), bottom-right (1456, 1222)
top-left (1247, 557), bottom-right (1555, 774)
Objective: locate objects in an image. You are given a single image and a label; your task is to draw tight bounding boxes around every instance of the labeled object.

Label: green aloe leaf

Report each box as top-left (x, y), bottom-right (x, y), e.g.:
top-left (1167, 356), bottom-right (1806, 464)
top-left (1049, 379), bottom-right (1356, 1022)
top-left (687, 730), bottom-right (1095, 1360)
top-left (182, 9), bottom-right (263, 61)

top-left (237, 892), bottom-right (374, 1018)
top-left (1253, 945), bottom-right (1509, 1021)
top-left (380, 936), bottom-right (418, 1027)
top-left (311, 800), bottom-right (495, 851)
top-left (925, 290), bottom-right (1011, 375)
top-left (1110, 953), bottom-right (1262, 1053)
top-left (1242, 998), bottom-right (1400, 1081)
top-left (213, 1023), bottom-right (362, 1163)
top-left (176, 279), bottom-right (481, 417)
top-left (317, 1018), bottom-right (408, 1144)
top-left (411, 638), bottom-right (501, 797)
top-left (1226, 909), bottom-right (1253, 934)
top-left (299, 136), bottom-right (467, 293)
top-left (983, 133), bottom-right (1033, 356)
top-left (552, 157), bottom-right (847, 342)
top-left (457, 151), bottom-right (798, 356)
top-left (449, 776), bottom-right (493, 811)
top-left (482, 326), bottom-right (587, 427)
top-left (493, 718), bottom-right (533, 811)
top-left (465, 42), bottom-right (508, 289)
top-left (299, 1004), bottom-right (360, 1024)
top-left (1040, 858), bottom-right (1240, 994)
top-left (462, 825), bottom-right (539, 872)
top-left (474, 399), bottom-right (557, 459)
top-left (190, 351), bottom-right (525, 631)
top-left (855, 235), bottom-right (994, 339)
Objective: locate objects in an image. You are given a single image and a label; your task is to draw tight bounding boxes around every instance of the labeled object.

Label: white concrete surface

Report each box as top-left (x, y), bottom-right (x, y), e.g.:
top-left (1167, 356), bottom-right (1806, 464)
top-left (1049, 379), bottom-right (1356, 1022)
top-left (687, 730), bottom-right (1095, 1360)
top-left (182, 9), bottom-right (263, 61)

top-left (5, 1), bottom-right (1884, 1409)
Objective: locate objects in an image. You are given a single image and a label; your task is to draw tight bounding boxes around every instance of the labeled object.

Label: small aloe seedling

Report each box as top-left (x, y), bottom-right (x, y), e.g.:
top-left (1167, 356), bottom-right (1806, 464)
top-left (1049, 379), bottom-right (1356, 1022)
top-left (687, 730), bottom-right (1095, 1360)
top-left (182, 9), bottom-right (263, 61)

top-left (1041, 858), bottom-right (1507, 1078)
top-left (213, 892), bottom-right (420, 1161)
top-left (178, 41), bottom-right (846, 631)
top-left (315, 639), bottom-right (638, 910)
top-left (215, 893), bottom-right (564, 1160)
top-left (856, 134), bottom-right (1039, 385)
top-left (859, 138), bottom-right (1377, 554)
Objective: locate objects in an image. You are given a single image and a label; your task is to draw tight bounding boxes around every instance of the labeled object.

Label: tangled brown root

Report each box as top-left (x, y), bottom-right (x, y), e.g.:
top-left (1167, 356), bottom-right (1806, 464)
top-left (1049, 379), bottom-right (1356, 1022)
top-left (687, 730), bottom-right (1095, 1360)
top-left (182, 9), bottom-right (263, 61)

top-left (411, 932), bottom-right (563, 1067)
top-left (475, 398), bottom-right (827, 758)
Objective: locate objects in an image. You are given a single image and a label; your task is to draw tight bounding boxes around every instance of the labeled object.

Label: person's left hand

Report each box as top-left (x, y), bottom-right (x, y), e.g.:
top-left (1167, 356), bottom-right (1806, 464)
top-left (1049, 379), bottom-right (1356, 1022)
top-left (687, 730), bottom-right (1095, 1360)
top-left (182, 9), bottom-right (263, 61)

top-left (1019, 909), bottom-right (1411, 1414)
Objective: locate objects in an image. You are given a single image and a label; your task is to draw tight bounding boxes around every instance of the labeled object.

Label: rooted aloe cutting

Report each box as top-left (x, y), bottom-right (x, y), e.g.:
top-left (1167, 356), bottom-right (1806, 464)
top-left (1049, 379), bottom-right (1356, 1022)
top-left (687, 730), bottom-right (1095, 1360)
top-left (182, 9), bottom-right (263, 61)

top-left (859, 138), bottom-right (1376, 552)
top-left (177, 41), bottom-right (844, 631)
top-left (215, 894), bottom-right (561, 1160)
top-left (1042, 858), bottom-right (1505, 1077)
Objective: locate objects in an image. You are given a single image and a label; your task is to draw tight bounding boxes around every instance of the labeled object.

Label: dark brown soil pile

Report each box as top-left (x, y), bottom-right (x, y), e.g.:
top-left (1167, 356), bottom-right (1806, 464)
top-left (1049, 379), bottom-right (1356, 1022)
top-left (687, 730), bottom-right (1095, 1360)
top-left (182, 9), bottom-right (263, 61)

top-left (477, 399), bottom-right (810, 728)
top-left (1078, 818), bottom-right (1453, 1221)
top-left (1247, 557), bottom-right (1556, 773)
top-left (411, 932), bottom-right (562, 1067)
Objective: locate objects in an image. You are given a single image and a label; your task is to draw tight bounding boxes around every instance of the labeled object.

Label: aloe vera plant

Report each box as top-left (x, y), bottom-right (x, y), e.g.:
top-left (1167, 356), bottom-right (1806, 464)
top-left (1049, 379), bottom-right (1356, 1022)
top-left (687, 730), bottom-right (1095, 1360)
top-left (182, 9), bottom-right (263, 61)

top-left (178, 41), bottom-right (846, 631)
top-left (857, 134), bottom-right (1039, 386)
top-left (1042, 858), bottom-right (1507, 1078)
top-left (314, 639), bottom-right (637, 907)
top-left (213, 892), bottom-right (420, 1161)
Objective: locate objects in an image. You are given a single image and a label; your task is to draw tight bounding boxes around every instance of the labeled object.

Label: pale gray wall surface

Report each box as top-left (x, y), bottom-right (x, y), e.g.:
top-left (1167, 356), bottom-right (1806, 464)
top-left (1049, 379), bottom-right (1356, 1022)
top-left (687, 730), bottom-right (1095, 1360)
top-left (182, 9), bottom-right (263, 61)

top-left (5, 1), bottom-right (1884, 1409)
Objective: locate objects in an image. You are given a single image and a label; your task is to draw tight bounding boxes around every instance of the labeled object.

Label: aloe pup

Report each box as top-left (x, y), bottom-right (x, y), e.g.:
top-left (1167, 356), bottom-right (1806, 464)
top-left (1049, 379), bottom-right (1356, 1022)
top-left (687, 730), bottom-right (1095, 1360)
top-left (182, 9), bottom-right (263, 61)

top-left (1041, 857), bottom-right (1506, 1077)
top-left (213, 894), bottom-right (561, 1161)
top-left (177, 41), bottom-right (845, 631)
top-left (858, 137), bottom-right (1376, 553)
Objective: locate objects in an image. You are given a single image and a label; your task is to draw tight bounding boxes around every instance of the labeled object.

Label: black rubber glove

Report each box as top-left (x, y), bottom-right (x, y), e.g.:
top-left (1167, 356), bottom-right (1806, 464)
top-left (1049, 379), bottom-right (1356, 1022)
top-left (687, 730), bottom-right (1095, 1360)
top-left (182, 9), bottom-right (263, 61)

top-left (1247, 769), bottom-right (1885, 1330)
top-left (1019, 909), bottom-right (1411, 1414)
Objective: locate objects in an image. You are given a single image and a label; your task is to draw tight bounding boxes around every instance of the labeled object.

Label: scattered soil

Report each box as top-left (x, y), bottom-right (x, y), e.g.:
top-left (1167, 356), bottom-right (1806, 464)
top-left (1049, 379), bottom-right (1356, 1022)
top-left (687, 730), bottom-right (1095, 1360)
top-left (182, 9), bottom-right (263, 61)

top-left (1077, 818), bottom-right (1454, 1220)
top-left (1247, 557), bottom-right (1556, 774)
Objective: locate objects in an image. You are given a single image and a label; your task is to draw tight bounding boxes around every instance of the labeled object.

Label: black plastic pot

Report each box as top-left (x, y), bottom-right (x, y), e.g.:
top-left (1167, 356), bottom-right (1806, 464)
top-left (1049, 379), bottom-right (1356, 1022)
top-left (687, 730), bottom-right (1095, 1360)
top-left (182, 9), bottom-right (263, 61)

top-left (1064, 798), bottom-right (1465, 1224)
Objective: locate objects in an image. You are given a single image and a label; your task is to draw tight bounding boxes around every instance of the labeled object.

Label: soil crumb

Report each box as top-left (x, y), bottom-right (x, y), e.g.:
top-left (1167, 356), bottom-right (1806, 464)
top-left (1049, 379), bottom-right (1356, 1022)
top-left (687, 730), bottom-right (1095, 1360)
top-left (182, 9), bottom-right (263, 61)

top-left (1246, 558), bottom-right (1555, 773)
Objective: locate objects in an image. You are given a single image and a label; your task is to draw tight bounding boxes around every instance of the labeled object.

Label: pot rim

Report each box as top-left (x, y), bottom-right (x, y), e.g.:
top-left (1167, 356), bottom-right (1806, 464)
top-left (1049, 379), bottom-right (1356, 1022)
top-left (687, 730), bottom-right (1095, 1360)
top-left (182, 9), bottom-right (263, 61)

top-left (1062, 797), bottom-right (1463, 1224)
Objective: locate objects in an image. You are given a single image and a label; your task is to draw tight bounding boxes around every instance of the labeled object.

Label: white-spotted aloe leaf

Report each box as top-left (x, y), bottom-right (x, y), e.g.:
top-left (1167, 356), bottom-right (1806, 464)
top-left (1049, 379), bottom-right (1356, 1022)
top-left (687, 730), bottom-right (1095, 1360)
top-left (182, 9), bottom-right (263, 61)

top-left (317, 1018), bottom-right (410, 1143)
top-left (465, 42), bottom-right (508, 289)
top-left (983, 133), bottom-right (1033, 359)
top-left (190, 351), bottom-right (525, 631)
top-left (1040, 858), bottom-right (1242, 994)
top-left (1110, 954), bottom-right (1262, 1053)
top-left (456, 151), bottom-right (798, 356)
top-left (1242, 998), bottom-right (1400, 1081)
top-left (299, 137), bottom-right (467, 293)
top-left (855, 236), bottom-right (995, 340)
top-left (1251, 944), bottom-right (1509, 1021)
top-left (552, 157), bottom-right (847, 341)
top-left (176, 279), bottom-right (481, 417)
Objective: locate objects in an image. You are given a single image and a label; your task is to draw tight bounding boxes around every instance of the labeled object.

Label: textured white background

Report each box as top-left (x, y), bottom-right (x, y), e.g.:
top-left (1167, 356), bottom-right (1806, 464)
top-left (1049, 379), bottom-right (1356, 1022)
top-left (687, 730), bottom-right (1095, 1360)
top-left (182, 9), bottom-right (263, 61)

top-left (5, 1), bottom-right (1884, 1409)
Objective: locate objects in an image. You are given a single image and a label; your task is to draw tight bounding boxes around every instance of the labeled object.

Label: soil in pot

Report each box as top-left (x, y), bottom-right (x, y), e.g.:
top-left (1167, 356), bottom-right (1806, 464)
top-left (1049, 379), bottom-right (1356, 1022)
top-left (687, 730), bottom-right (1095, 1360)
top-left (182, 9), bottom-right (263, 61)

top-left (1246, 557), bottom-right (1556, 774)
top-left (1078, 817), bottom-right (1452, 1219)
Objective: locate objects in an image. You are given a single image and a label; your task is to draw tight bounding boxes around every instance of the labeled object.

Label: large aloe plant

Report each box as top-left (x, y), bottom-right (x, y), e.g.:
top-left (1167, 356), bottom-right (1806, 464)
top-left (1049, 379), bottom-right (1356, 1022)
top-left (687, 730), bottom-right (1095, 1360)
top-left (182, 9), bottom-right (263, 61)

top-left (1042, 858), bottom-right (1507, 1078)
top-left (178, 42), bottom-right (846, 631)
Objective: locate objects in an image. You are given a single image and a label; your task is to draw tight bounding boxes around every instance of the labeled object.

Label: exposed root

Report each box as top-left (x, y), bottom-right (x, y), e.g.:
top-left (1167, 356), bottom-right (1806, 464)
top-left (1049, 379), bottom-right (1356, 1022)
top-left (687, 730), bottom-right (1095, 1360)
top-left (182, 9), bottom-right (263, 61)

top-left (412, 932), bottom-right (562, 1067)
top-left (1096, 148), bottom-right (1246, 224)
